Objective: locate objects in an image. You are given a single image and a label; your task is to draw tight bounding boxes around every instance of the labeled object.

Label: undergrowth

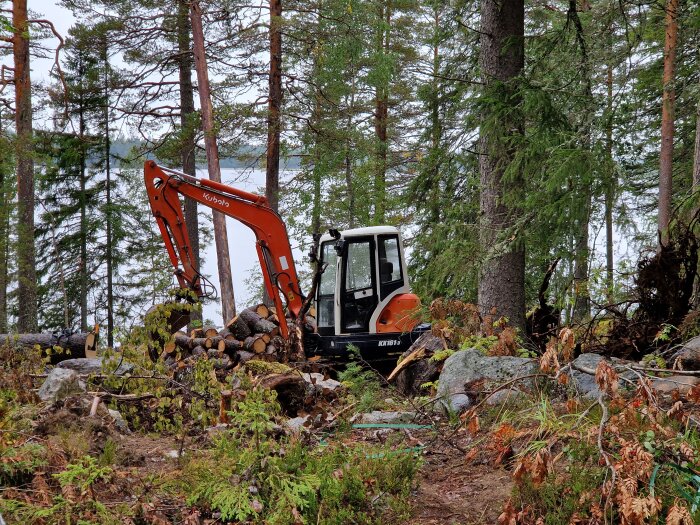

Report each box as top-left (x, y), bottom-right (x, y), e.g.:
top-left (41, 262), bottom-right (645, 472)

top-left (180, 387), bottom-right (419, 524)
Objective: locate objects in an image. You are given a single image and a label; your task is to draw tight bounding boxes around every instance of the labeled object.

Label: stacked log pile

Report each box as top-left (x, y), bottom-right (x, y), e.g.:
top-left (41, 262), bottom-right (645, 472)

top-left (162, 304), bottom-right (305, 370)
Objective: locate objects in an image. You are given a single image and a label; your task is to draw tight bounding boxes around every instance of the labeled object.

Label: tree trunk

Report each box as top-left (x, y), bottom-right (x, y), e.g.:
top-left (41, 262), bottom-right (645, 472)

top-left (373, 2), bottom-right (390, 224)
top-left (266, 0), bottom-right (282, 213)
top-left (658, 0), bottom-right (679, 248)
top-left (570, 1), bottom-right (592, 323)
top-left (103, 37), bottom-right (114, 347)
top-left (0, 114), bottom-right (8, 333)
top-left (572, 196), bottom-right (591, 321)
top-left (605, 57), bottom-right (615, 301)
top-left (477, 0), bottom-right (525, 333)
top-left (693, 83), bottom-right (700, 217)
top-left (345, 79), bottom-right (357, 227)
top-left (79, 77), bottom-right (88, 333)
top-left (190, 0), bottom-right (236, 323)
top-left (13, 0), bottom-right (37, 333)
top-left (178, 0), bottom-right (202, 329)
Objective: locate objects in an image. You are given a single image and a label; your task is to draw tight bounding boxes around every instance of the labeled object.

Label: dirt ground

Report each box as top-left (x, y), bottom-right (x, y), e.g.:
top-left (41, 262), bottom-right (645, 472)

top-left (409, 441), bottom-right (512, 525)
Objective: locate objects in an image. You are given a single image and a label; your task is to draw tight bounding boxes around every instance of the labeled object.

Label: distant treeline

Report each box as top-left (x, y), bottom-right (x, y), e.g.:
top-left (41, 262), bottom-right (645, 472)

top-left (107, 140), bottom-right (301, 170)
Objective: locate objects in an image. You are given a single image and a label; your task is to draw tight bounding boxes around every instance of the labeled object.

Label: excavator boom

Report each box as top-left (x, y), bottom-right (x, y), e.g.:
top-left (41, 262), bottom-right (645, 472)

top-left (143, 161), bottom-right (304, 338)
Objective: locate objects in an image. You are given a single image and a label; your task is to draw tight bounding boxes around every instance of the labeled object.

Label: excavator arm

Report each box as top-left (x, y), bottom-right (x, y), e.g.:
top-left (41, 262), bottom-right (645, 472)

top-left (143, 161), bottom-right (304, 339)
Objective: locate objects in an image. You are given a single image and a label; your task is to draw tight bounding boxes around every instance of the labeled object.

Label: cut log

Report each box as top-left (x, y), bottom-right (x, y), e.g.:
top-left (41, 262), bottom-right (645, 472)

top-left (190, 327), bottom-right (204, 338)
top-left (0, 330), bottom-right (99, 363)
top-left (85, 327), bottom-right (99, 358)
top-left (144, 302), bottom-right (191, 334)
top-left (217, 338), bottom-right (244, 354)
top-left (192, 345), bottom-right (207, 358)
top-left (163, 340), bottom-right (177, 355)
top-left (265, 344), bottom-right (277, 355)
top-left (267, 313), bottom-right (280, 324)
top-left (260, 333), bottom-right (271, 344)
top-left (254, 303), bottom-right (270, 318)
top-left (225, 315), bottom-right (252, 340)
top-left (239, 308), bottom-right (278, 335)
top-left (203, 326), bottom-right (219, 338)
top-left (219, 389), bottom-right (233, 424)
top-left (244, 335), bottom-right (267, 354)
top-left (237, 350), bottom-right (255, 363)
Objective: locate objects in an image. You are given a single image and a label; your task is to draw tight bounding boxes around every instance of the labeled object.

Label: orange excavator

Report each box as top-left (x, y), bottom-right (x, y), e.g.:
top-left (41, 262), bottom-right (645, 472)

top-left (144, 161), bottom-right (427, 362)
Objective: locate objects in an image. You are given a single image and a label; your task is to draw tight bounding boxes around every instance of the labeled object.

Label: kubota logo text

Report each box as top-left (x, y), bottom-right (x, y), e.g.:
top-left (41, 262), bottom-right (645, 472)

top-left (204, 193), bottom-right (229, 207)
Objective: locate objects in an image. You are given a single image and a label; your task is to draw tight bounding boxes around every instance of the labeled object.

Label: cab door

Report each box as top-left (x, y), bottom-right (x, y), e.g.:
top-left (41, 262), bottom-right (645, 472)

top-left (341, 237), bottom-right (378, 333)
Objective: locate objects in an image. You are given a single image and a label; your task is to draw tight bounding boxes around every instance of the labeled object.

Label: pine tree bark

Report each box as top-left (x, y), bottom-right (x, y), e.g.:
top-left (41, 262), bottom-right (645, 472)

top-left (190, 0), bottom-right (236, 322)
top-left (102, 35), bottom-right (114, 347)
top-left (178, 0), bottom-right (202, 329)
top-left (266, 0), bottom-right (282, 213)
top-left (477, 0), bottom-right (525, 333)
top-left (373, 2), bottom-right (390, 224)
top-left (13, 0), bottom-right (37, 333)
top-left (0, 143), bottom-right (7, 333)
top-left (79, 81), bottom-right (88, 333)
top-left (694, 96), bottom-right (700, 213)
top-left (605, 56), bottom-right (615, 301)
top-left (0, 114), bottom-right (8, 334)
top-left (658, 0), bottom-right (679, 248)
top-left (570, 1), bottom-right (592, 322)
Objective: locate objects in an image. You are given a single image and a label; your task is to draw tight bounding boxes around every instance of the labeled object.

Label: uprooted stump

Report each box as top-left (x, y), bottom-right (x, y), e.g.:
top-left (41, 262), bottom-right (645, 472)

top-left (390, 332), bottom-right (446, 397)
top-left (259, 373), bottom-right (309, 415)
top-left (591, 223), bottom-right (698, 359)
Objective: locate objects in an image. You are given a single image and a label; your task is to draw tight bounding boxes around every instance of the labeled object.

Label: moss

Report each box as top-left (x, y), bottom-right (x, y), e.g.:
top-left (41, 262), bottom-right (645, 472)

top-left (244, 360), bottom-right (293, 375)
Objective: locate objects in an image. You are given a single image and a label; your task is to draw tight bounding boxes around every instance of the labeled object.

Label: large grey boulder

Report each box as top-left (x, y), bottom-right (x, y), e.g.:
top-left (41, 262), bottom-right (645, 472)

top-left (57, 357), bottom-right (134, 376)
top-left (674, 336), bottom-right (700, 370)
top-left (38, 368), bottom-right (86, 402)
top-left (652, 375), bottom-right (700, 394)
top-left (569, 353), bottom-right (637, 398)
top-left (436, 349), bottom-right (538, 413)
top-left (569, 353), bottom-right (605, 399)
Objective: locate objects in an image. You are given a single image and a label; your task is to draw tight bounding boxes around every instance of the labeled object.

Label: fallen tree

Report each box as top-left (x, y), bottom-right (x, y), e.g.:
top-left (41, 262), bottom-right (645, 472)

top-left (0, 329), bottom-right (99, 363)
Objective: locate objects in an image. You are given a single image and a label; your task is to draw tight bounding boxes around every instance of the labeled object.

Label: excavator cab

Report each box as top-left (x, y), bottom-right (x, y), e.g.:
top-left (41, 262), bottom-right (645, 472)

top-left (311, 227), bottom-right (427, 362)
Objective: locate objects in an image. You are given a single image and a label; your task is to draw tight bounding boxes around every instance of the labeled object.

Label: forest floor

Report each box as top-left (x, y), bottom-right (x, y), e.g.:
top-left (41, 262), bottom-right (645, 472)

top-left (3, 332), bottom-right (700, 524)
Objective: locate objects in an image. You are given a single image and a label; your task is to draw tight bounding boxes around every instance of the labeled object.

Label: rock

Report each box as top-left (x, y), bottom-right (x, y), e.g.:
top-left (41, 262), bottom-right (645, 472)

top-left (302, 372), bottom-right (342, 393)
top-left (108, 408), bottom-right (130, 433)
top-left (285, 415), bottom-right (310, 433)
top-left (569, 353), bottom-right (636, 398)
top-left (570, 353), bottom-right (605, 399)
top-left (57, 357), bottom-right (133, 376)
top-left (38, 368), bottom-right (86, 402)
top-left (436, 349), bottom-right (538, 413)
top-left (675, 336), bottom-right (700, 369)
top-left (652, 375), bottom-right (700, 394)
top-left (356, 410), bottom-right (417, 425)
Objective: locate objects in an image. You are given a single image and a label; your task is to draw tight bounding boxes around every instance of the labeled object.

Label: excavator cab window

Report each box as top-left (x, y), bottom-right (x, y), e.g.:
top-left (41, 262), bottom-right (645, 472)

top-left (378, 235), bottom-right (403, 300)
top-left (341, 238), bottom-right (377, 333)
top-left (317, 242), bottom-right (337, 335)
